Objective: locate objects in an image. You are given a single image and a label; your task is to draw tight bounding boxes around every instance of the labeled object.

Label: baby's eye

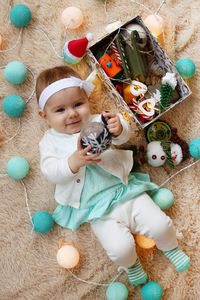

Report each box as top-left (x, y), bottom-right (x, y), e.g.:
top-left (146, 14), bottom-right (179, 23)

top-left (75, 102), bottom-right (82, 107)
top-left (56, 108), bottom-right (65, 112)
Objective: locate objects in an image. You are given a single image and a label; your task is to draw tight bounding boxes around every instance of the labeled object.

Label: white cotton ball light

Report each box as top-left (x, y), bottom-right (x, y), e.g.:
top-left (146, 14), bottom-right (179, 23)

top-left (144, 15), bottom-right (164, 37)
top-left (61, 7), bottom-right (83, 29)
top-left (56, 244), bottom-right (80, 269)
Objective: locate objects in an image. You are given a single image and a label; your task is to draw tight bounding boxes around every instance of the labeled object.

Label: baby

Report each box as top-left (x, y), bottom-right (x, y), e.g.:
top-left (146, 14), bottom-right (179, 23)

top-left (36, 65), bottom-right (190, 286)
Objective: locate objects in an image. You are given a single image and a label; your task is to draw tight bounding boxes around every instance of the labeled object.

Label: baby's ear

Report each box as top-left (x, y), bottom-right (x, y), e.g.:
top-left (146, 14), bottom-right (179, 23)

top-left (38, 110), bottom-right (47, 120)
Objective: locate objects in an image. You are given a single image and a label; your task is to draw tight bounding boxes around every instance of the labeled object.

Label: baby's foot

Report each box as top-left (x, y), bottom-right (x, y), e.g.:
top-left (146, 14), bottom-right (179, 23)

top-left (127, 258), bottom-right (147, 286)
top-left (163, 247), bottom-right (190, 272)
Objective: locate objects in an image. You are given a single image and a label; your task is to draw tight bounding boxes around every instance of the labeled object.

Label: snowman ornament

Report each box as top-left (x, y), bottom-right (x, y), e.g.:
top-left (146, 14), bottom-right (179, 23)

top-left (145, 120), bottom-right (189, 168)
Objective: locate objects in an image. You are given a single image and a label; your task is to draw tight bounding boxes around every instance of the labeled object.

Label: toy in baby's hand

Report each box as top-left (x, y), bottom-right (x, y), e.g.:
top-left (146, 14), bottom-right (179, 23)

top-left (80, 113), bottom-right (112, 154)
top-left (145, 120), bottom-right (190, 168)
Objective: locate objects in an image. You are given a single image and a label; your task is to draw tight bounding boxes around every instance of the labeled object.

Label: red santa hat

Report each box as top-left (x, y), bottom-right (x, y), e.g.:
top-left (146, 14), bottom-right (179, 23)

top-left (63, 33), bottom-right (93, 63)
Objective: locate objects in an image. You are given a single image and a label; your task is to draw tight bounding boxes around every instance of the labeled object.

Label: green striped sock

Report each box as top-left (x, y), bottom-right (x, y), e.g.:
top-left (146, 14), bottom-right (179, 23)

top-left (163, 248), bottom-right (190, 272)
top-left (127, 258), bottom-right (147, 286)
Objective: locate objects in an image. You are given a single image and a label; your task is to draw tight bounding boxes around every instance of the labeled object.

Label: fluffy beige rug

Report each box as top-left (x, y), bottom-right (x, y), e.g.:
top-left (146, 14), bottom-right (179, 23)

top-left (1, 1), bottom-right (200, 299)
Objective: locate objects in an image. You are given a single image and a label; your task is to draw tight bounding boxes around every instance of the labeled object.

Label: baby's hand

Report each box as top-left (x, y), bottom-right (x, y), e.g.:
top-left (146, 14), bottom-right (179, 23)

top-left (102, 111), bottom-right (122, 137)
top-left (68, 136), bottom-right (101, 174)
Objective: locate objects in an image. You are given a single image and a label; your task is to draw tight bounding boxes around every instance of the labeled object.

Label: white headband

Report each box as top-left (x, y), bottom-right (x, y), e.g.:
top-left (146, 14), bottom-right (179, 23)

top-left (39, 76), bottom-right (95, 110)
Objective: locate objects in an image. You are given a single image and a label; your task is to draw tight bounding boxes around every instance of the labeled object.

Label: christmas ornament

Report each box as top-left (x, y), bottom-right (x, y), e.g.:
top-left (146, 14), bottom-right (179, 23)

top-left (115, 31), bottom-right (148, 82)
top-left (3, 95), bottom-right (25, 117)
top-left (80, 114), bottom-right (112, 154)
top-left (96, 50), bottom-right (123, 79)
top-left (123, 80), bottom-right (147, 105)
top-left (123, 23), bottom-right (147, 48)
top-left (10, 4), bottom-right (32, 27)
top-left (145, 120), bottom-right (189, 168)
top-left (32, 211), bottom-right (54, 234)
top-left (159, 73), bottom-right (177, 112)
top-left (63, 33), bottom-right (93, 64)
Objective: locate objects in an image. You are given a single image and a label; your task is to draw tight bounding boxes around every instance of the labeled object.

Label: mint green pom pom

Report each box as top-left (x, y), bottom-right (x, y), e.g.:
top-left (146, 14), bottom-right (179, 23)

top-left (32, 211), bottom-right (54, 234)
top-left (141, 282), bottom-right (163, 300)
top-left (6, 157), bottom-right (29, 179)
top-left (152, 188), bottom-right (174, 210)
top-left (5, 61), bottom-right (27, 84)
top-left (3, 95), bottom-right (25, 117)
top-left (10, 5), bottom-right (32, 27)
top-left (106, 282), bottom-right (128, 300)
top-left (189, 138), bottom-right (200, 159)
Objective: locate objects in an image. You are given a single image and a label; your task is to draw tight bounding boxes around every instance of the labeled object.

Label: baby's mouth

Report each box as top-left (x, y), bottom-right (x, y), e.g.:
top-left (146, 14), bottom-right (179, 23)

top-left (66, 119), bottom-right (81, 126)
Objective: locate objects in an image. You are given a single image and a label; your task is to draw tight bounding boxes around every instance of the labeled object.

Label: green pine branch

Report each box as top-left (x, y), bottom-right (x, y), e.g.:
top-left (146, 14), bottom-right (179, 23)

top-left (159, 83), bottom-right (173, 112)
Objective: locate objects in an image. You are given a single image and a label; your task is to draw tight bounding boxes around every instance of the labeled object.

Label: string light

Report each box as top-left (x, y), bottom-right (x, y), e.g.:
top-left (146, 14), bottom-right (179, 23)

top-left (61, 7), bottom-right (83, 29)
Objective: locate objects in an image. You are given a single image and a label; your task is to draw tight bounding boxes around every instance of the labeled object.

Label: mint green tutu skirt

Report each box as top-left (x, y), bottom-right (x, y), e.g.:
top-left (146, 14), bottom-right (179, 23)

top-left (52, 164), bottom-right (158, 231)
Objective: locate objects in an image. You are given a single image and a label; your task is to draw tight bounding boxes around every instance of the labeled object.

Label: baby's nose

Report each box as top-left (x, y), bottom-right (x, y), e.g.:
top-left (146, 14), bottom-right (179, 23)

top-left (67, 107), bottom-right (77, 117)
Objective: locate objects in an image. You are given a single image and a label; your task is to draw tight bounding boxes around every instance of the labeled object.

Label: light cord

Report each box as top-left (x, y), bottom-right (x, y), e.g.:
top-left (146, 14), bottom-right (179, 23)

top-left (29, 25), bottom-right (64, 59)
top-left (158, 159), bottom-right (200, 189)
top-left (26, 67), bottom-right (36, 104)
top-left (155, 0), bottom-right (167, 15)
top-left (20, 179), bottom-right (33, 225)
top-left (0, 117), bottom-right (21, 144)
top-left (67, 268), bottom-right (124, 287)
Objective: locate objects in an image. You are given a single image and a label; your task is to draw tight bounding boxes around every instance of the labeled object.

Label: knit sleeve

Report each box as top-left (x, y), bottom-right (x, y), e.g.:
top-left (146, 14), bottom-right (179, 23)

top-left (39, 135), bottom-right (84, 185)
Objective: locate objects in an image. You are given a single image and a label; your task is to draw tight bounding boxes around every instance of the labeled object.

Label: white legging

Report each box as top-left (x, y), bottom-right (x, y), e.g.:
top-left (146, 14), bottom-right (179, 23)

top-left (91, 193), bottom-right (178, 268)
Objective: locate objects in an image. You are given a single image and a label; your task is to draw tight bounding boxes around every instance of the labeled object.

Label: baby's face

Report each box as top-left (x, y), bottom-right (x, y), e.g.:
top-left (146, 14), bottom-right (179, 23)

top-left (42, 87), bottom-right (90, 134)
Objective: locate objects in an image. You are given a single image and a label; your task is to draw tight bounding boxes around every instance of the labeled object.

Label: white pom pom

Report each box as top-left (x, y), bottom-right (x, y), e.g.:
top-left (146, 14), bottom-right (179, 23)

top-left (162, 72), bottom-right (177, 89)
top-left (86, 33), bottom-right (93, 42)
